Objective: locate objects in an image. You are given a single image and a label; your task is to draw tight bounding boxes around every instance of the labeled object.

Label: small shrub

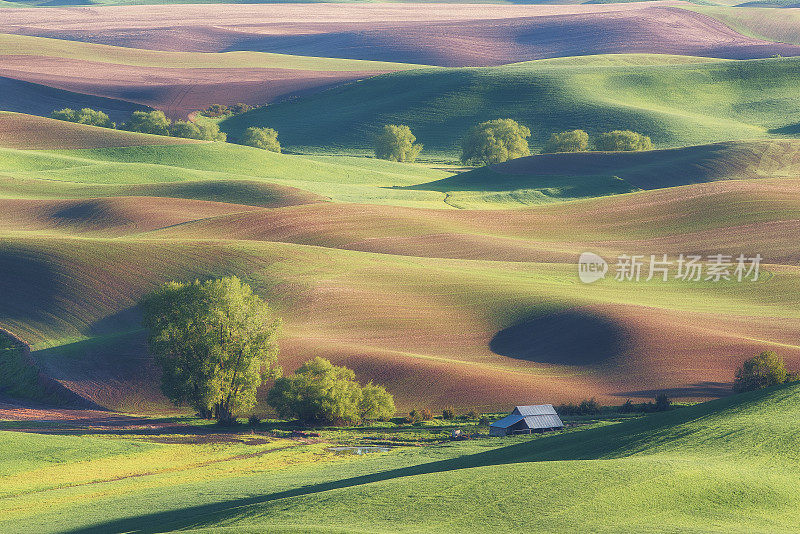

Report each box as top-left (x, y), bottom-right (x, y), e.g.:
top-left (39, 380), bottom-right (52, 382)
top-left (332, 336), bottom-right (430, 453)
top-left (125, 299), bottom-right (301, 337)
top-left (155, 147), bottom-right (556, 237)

top-left (463, 410), bottom-right (478, 421)
top-left (558, 398), bottom-right (602, 416)
top-left (579, 398), bottom-right (602, 415)
top-left (543, 129), bottom-right (589, 153)
top-left (442, 407), bottom-right (456, 420)
top-left (594, 130), bottom-right (653, 152)
top-left (734, 351), bottom-right (789, 393)
top-left (478, 415), bottom-right (490, 426)
top-left (241, 127), bottom-right (281, 153)
top-left (618, 399), bottom-right (635, 413)
top-left (461, 118), bottom-right (531, 166)
top-left (248, 414), bottom-right (261, 426)
top-left (374, 124), bottom-right (422, 162)
top-left (654, 393), bottom-right (672, 411)
top-left (405, 410), bottom-right (423, 424)
top-left (405, 408), bottom-right (433, 423)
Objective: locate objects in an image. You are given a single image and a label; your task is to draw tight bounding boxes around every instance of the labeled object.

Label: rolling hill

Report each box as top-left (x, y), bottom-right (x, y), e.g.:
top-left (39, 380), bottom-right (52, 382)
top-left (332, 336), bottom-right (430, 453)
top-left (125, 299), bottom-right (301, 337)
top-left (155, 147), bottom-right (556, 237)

top-left (0, 114), bottom-right (798, 413)
top-left (221, 54), bottom-right (800, 157)
top-left (0, 33), bottom-right (424, 117)
top-left (3, 3), bottom-right (800, 63)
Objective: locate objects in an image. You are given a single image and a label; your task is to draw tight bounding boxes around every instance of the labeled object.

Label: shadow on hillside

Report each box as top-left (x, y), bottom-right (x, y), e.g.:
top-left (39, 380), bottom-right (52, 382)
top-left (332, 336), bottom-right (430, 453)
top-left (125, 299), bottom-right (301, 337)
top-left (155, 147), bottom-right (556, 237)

top-left (0, 244), bottom-right (61, 329)
top-left (405, 140), bottom-right (798, 193)
top-left (490, 309), bottom-right (631, 365)
top-left (769, 122), bottom-right (800, 135)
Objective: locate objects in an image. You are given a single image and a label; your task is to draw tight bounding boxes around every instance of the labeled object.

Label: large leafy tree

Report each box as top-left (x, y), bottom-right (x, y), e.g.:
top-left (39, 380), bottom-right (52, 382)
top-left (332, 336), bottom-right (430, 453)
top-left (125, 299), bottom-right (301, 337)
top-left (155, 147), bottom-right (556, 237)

top-left (122, 110), bottom-right (171, 136)
top-left (267, 357), bottom-right (395, 425)
top-left (594, 130), bottom-right (653, 152)
top-left (461, 118), bottom-right (531, 166)
top-left (543, 129), bottom-right (589, 153)
top-left (142, 277), bottom-right (281, 424)
top-left (241, 127), bottom-right (281, 153)
top-left (733, 351), bottom-right (788, 393)
top-left (374, 124), bottom-right (423, 162)
top-left (169, 120), bottom-right (227, 141)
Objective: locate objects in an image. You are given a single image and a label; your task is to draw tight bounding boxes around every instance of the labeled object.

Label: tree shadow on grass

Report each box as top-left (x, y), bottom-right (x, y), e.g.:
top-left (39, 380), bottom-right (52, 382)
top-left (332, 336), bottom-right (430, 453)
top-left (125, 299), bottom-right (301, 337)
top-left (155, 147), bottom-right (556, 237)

top-left (61, 385), bottom-right (796, 534)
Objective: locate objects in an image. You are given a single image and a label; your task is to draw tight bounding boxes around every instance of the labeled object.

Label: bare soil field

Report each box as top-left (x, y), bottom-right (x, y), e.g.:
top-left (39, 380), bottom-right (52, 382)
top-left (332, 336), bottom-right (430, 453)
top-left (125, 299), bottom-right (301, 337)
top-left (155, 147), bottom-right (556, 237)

top-left (0, 112), bottom-right (198, 149)
top-left (0, 57), bottom-right (389, 117)
top-left (2, 4), bottom-right (798, 65)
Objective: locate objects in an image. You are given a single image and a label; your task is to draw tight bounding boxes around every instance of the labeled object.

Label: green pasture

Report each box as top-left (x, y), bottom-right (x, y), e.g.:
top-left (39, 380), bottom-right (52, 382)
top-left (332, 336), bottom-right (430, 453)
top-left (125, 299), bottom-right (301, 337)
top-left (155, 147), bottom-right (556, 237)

top-left (222, 55), bottom-right (800, 158)
top-left (0, 383), bottom-right (798, 532)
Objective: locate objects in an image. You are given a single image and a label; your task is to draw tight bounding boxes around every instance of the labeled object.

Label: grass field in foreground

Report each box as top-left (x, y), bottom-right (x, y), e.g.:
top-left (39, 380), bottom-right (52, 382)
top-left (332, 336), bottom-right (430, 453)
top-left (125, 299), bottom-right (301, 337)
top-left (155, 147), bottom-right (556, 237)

top-left (1, 383), bottom-right (798, 533)
top-left (222, 54), bottom-right (800, 157)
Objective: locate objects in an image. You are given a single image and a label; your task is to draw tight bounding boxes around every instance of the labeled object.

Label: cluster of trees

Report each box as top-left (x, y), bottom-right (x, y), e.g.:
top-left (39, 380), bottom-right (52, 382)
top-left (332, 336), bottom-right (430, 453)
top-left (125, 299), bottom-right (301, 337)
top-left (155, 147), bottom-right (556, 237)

top-left (558, 394), bottom-right (672, 416)
top-left (267, 357), bottom-right (395, 425)
top-left (240, 127), bottom-right (281, 153)
top-left (200, 103), bottom-right (254, 118)
top-left (51, 108), bottom-right (226, 141)
top-left (142, 278), bottom-right (394, 425)
top-left (618, 394), bottom-right (672, 414)
top-left (557, 398), bottom-right (602, 416)
top-left (122, 111), bottom-right (226, 141)
top-left (544, 129), bottom-right (652, 153)
top-left (734, 351), bottom-right (797, 393)
top-left (373, 120), bottom-right (653, 167)
top-left (51, 108), bottom-right (114, 128)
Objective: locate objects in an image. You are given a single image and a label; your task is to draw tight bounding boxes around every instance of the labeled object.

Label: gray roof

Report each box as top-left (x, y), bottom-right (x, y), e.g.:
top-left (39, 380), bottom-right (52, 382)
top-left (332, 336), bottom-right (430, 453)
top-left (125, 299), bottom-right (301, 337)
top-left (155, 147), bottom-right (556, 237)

top-left (523, 414), bottom-right (564, 429)
top-left (490, 411), bottom-right (564, 430)
top-left (513, 404), bottom-right (557, 416)
top-left (490, 414), bottom-right (524, 428)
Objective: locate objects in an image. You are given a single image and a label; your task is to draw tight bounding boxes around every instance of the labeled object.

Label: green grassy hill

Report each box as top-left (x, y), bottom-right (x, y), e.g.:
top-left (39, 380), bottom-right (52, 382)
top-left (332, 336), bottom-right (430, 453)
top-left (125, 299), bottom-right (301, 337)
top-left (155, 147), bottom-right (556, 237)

top-left (221, 54), bottom-right (800, 158)
top-left (2, 383), bottom-right (799, 533)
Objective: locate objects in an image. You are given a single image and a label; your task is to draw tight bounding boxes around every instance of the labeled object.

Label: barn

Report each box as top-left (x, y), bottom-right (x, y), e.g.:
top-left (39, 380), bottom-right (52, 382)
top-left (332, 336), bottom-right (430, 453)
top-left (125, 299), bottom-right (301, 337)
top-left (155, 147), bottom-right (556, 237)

top-left (489, 405), bottom-right (564, 436)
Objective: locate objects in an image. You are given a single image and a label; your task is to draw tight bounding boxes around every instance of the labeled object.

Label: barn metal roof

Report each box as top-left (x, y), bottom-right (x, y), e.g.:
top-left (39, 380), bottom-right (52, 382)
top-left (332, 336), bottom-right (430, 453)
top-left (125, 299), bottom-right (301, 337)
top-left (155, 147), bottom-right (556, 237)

top-left (513, 404), bottom-right (557, 416)
top-left (490, 414), bottom-right (524, 428)
top-left (523, 414), bottom-right (564, 429)
top-left (490, 412), bottom-right (564, 429)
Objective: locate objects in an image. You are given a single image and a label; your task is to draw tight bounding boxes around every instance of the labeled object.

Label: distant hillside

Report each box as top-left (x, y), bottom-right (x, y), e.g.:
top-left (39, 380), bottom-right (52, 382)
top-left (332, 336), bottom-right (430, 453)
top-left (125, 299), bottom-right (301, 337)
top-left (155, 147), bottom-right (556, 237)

top-left (222, 55), bottom-right (800, 157)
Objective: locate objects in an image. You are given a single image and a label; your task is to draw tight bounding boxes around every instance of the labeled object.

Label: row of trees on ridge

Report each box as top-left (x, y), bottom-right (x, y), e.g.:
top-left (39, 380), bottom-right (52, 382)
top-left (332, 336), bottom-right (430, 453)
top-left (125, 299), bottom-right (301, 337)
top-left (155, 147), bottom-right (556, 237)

top-left (374, 120), bottom-right (654, 165)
